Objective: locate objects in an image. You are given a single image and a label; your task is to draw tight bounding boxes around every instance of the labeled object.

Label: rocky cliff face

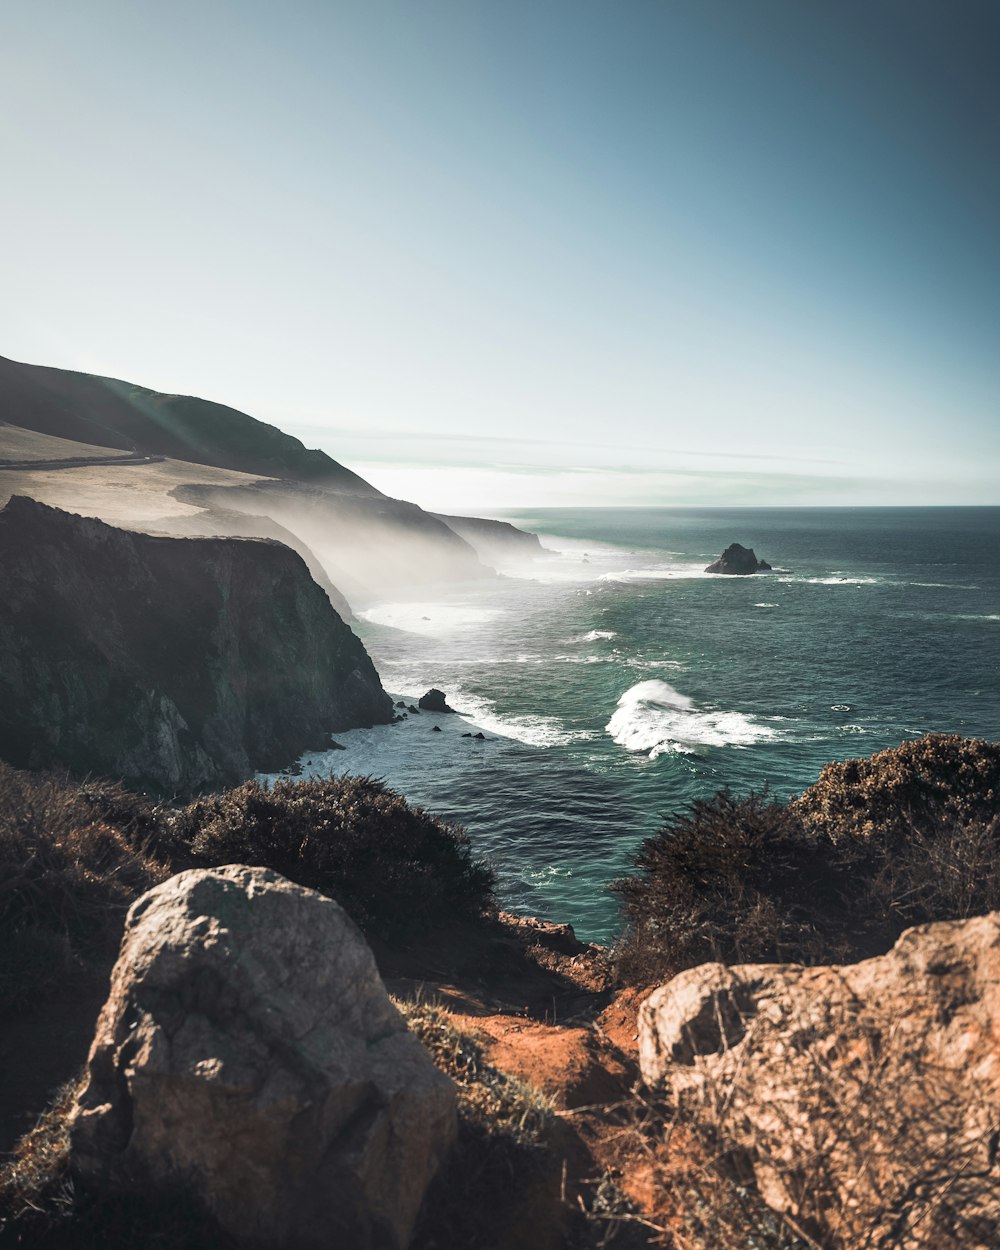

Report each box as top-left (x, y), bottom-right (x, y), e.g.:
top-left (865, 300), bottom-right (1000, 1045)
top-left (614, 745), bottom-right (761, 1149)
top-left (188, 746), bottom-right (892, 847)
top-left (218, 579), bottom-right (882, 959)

top-left (0, 496), bottom-right (392, 793)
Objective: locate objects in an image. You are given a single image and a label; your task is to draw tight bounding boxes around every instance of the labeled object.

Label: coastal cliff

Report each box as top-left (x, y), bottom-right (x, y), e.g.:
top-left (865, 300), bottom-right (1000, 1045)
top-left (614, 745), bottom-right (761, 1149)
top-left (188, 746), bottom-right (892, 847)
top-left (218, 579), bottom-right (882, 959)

top-left (0, 496), bottom-right (392, 793)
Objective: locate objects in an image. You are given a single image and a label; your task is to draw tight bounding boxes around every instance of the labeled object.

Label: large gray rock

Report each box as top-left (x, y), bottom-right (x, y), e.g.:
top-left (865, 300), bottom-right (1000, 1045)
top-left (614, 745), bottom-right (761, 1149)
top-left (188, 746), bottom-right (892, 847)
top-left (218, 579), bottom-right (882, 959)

top-left (69, 866), bottom-right (456, 1249)
top-left (639, 914), bottom-right (1000, 1249)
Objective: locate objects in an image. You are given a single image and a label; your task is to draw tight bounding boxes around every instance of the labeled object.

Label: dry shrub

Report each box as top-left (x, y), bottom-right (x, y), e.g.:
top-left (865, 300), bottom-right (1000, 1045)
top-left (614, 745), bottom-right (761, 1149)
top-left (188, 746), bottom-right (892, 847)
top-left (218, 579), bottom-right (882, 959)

top-left (613, 735), bottom-right (1000, 986)
top-left (611, 791), bottom-right (854, 986)
top-left (791, 732), bottom-right (1000, 844)
top-left (0, 764), bottom-right (168, 1012)
top-left (175, 775), bottom-right (496, 942)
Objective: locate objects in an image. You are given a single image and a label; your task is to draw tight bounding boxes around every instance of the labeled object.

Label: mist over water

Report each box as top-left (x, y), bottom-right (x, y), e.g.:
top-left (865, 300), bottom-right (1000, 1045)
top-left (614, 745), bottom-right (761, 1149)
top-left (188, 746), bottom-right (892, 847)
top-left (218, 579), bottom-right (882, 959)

top-left (265, 507), bottom-right (1000, 944)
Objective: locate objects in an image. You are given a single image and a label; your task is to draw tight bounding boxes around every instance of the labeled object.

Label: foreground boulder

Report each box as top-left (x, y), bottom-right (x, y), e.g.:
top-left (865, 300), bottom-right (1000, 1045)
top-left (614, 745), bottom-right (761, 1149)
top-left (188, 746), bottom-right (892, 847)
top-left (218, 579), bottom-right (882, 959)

top-left (0, 496), bottom-right (393, 793)
top-left (639, 913), bottom-right (1000, 1249)
top-left (68, 865), bottom-right (457, 1249)
top-left (704, 542), bottom-right (772, 574)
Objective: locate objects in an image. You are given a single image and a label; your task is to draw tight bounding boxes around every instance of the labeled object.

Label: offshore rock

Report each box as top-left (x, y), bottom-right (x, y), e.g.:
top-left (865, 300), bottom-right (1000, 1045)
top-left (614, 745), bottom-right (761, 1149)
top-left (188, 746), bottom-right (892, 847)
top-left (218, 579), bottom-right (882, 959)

top-left (704, 542), bottom-right (772, 574)
top-left (69, 866), bottom-right (457, 1250)
top-left (0, 496), bottom-right (392, 793)
top-left (418, 688), bottom-right (456, 713)
top-left (639, 913), bottom-right (1000, 1249)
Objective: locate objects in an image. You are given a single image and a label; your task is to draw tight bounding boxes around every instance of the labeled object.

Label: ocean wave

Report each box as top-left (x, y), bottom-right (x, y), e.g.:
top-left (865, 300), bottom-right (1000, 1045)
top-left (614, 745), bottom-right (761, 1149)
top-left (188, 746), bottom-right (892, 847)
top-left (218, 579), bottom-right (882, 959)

top-left (606, 680), bottom-right (776, 758)
top-left (570, 629), bottom-right (619, 642)
top-left (754, 602), bottom-right (779, 608)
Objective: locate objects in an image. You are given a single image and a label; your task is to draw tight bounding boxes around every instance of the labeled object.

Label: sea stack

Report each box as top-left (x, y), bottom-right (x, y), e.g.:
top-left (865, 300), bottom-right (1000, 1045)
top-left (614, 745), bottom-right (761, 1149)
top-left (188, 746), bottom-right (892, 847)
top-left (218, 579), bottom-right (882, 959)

top-left (705, 543), bottom-right (773, 575)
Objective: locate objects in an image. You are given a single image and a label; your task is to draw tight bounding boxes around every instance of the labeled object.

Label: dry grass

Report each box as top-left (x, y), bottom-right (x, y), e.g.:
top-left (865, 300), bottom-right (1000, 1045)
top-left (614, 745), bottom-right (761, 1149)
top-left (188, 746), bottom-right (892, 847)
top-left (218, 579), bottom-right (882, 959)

top-left (399, 999), bottom-right (568, 1250)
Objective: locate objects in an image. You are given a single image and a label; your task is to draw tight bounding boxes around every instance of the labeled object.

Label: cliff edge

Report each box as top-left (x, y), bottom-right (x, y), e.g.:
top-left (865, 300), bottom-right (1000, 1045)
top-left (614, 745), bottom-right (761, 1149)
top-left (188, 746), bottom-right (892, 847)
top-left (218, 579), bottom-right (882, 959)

top-left (0, 496), bottom-right (392, 793)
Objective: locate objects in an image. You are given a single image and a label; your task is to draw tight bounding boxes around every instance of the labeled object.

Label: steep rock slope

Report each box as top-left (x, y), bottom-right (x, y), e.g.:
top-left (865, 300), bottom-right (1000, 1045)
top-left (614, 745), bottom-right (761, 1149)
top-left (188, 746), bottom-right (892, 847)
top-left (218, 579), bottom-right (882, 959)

top-left (174, 478), bottom-right (494, 598)
top-left (433, 512), bottom-right (546, 565)
top-left (0, 354), bottom-right (376, 489)
top-left (0, 496), bottom-right (392, 793)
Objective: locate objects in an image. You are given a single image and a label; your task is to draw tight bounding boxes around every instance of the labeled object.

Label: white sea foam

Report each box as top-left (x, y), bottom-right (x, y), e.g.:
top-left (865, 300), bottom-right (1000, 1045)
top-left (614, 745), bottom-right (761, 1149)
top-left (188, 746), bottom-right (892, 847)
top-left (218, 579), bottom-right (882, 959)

top-left (754, 603), bottom-right (779, 608)
top-left (452, 689), bottom-right (597, 747)
top-left (606, 680), bottom-right (776, 758)
top-left (357, 601), bottom-right (503, 635)
top-left (599, 565), bottom-right (712, 584)
top-left (571, 629), bottom-right (619, 642)
top-left (781, 575), bottom-right (882, 586)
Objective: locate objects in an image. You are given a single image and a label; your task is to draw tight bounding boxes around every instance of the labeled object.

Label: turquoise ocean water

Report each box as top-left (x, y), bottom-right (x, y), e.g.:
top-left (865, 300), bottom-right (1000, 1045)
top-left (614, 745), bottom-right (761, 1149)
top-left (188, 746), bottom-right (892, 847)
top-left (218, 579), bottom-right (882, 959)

top-left (268, 507), bottom-right (1000, 943)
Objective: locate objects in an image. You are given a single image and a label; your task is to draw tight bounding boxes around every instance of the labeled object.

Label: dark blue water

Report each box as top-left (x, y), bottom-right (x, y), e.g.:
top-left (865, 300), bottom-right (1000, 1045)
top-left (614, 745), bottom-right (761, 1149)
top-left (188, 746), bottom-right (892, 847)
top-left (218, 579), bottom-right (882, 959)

top-left (274, 507), bottom-right (1000, 943)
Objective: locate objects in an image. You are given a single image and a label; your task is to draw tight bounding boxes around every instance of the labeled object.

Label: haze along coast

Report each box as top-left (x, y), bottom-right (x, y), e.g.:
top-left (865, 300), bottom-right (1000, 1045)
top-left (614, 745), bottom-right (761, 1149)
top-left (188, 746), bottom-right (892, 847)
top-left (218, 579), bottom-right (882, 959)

top-left (2, 354), bottom-right (1000, 1249)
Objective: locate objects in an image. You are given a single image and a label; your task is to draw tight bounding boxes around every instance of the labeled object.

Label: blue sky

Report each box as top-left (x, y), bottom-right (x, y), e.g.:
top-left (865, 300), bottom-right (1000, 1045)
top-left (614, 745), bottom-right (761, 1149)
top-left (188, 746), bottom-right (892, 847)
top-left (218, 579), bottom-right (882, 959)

top-left (2, 0), bottom-right (998, 508)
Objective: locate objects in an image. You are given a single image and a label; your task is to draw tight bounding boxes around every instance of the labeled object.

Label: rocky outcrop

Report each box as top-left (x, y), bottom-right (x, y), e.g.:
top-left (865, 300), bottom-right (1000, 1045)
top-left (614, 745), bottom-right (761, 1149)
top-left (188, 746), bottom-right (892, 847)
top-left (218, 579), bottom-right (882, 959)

top-left (69, 865), bottom-right (457, 1249)
top-left (174, 479), bottom-right (493, 600)
top-left (704, 542), bottom-right (772, 574)
top-left (418, 688), bottom-right (456, 713)
top-left (639, 913), bottom-right (1000, 1249)
top-left (0, 496), bottom-right (392, 793)
top-left (434, 513), bottom-right (546, 565)
top-left (150, 505), bottom-right (355, 620)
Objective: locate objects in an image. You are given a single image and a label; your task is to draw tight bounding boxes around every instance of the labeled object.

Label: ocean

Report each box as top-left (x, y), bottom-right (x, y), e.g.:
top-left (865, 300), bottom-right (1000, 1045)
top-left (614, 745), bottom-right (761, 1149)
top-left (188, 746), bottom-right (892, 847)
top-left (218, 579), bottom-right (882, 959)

top-left (265, 507), bottom-right (1000, 944)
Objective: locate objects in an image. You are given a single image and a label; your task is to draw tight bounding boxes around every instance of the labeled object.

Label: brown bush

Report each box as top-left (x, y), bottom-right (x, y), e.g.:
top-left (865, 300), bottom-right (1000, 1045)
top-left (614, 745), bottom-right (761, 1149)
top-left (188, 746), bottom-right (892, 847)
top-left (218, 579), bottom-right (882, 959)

top-left (174, 775), bottom-right (496, 942)
top-left (613, 736), bottom-right (1000, 987)
top-left (611, 791), bottom-right (856, 986)
top-left (0, 764), bottom-right (168, 1012)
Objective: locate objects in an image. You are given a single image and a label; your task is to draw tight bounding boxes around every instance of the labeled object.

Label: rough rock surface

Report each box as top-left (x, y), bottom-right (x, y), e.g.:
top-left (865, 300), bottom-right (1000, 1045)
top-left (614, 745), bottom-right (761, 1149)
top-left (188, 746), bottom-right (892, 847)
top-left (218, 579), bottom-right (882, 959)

top-left (0, 496), bottom-right (392, 793)
top-left (69, 866), bottom-right (457, 1249)
top-left (639, 913), bottom-right (1000, 1249)
top-left (704, 542), bottom-right (772, 574)
top-left (419, 688), bottom-right (456, 713)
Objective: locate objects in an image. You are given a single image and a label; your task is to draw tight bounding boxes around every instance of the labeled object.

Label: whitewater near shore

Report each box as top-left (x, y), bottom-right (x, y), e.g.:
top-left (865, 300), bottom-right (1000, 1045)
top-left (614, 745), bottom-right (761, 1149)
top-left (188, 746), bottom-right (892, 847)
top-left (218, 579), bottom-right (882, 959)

top-left (264, 505), bottom-right (1000, 942)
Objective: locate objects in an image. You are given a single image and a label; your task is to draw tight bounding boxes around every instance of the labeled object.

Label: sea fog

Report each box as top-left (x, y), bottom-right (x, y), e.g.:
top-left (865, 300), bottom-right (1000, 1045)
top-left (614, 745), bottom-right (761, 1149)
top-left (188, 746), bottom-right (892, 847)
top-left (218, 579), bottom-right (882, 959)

top-left (264, 507), bottom-right (1000, 943)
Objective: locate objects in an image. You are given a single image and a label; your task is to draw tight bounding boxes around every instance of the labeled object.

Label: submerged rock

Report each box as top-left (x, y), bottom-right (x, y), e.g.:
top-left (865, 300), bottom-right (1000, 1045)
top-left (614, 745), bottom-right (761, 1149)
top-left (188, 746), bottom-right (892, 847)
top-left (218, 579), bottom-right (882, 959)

top-left (704, 542), bottom-right (772, 574)
top-left (419, 688), bottom-right (456, 713)
top-left (639, 913), bottom-right (1000, 1248)
top-left (69, 866), bottom-right (457, 1250)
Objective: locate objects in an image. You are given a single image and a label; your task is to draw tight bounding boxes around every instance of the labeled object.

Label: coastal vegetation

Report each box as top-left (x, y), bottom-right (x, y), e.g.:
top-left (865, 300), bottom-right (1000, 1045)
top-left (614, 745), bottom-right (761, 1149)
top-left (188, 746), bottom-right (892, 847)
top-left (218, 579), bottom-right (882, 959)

top-left (613, 733), bottom-right (1000, 985)
top-left (3, 735), bottom-right (1000, 1249)
top-left (0, 763), bottom-right (495, 1021)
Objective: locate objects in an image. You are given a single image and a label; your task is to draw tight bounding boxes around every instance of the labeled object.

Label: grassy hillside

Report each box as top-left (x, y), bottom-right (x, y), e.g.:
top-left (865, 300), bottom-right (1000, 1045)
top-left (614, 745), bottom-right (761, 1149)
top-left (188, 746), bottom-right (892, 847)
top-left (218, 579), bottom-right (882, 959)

top-left (0, 354), bottom-right (377, 490)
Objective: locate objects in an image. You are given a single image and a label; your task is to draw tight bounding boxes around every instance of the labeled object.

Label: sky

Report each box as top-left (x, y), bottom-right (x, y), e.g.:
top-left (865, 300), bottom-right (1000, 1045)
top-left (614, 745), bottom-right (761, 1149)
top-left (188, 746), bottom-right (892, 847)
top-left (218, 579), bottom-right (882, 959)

top-left (1, 0), bottom-right (998, 509)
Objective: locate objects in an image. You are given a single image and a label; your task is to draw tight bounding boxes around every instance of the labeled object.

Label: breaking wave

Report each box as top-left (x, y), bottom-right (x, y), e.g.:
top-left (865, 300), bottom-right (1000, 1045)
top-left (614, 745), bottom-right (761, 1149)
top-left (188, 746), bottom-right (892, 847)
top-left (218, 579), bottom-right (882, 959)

top-left (606, 680), bottom-right (777, 758)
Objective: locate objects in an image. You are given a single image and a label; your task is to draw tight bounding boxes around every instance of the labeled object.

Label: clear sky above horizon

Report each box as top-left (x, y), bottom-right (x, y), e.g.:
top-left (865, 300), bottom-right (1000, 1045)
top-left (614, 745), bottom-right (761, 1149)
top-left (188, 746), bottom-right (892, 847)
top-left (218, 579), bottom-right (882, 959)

top-left (2, 0), bottom-right (998, 509)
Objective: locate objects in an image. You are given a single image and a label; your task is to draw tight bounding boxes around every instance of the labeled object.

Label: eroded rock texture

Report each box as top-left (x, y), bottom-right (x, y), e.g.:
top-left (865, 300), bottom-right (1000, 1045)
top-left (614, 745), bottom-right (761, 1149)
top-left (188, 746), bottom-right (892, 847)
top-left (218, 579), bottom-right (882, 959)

top-left (0, 496), bottom-right (392, 793)
top-left (69, 865), bottom-right (457, 1249)
top-left (639, 913), bottom-right (1000, 1249)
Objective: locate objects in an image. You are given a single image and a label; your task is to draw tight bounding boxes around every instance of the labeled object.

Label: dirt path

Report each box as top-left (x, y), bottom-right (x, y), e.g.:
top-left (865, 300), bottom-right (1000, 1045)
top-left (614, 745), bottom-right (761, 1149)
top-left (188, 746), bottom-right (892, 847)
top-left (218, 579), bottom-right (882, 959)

top-left (0, 453), bottom-right (165, 471)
